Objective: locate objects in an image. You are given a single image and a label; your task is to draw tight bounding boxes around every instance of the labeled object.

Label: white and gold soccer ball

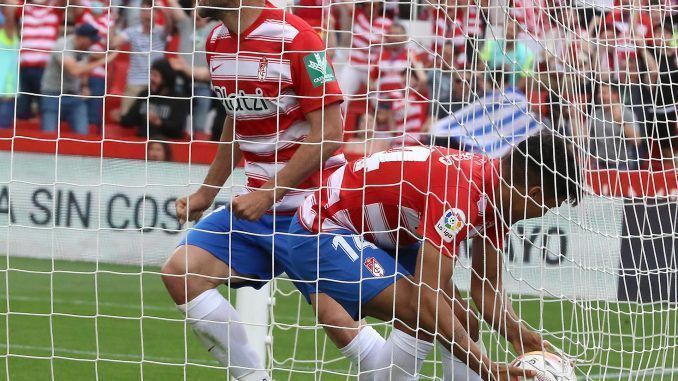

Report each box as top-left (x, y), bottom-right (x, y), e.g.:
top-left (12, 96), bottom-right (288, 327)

top-left (511, 351), bottom-right (577, 381)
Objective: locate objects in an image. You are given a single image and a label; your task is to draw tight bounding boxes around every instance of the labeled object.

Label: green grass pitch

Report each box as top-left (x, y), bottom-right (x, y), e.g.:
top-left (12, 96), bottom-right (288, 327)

top-left (0, 256), bottom-right (675, 380)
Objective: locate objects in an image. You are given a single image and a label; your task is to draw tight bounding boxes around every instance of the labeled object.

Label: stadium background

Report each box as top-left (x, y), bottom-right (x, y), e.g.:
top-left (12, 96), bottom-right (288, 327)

top-left (0, 0), bottom-right (676, 379)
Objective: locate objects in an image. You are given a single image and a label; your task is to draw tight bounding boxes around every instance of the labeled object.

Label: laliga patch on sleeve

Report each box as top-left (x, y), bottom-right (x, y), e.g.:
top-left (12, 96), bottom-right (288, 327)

top-left (303, 51), bottom-right (336, 87)
top-left (434, 208), bottom-right (466, 243)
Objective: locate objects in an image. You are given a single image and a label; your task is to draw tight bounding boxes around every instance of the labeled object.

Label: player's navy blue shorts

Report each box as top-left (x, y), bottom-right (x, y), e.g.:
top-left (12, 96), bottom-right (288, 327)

top-left (178, 205), bottom-right (293, 289)
top-left (279, 214), bottom-right (420, 320)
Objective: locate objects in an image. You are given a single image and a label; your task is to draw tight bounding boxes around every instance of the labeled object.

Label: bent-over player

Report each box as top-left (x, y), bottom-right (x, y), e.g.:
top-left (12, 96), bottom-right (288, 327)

top-left (279, 134), bottom-right (580, 380)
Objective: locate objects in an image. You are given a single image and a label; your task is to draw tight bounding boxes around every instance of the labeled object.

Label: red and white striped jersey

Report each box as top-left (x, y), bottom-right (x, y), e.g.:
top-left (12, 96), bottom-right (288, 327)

top-left (430, 6), bottom-right (481, 65)
top-left (432, 8), bottom-right (466, 49)
top-left (78, 11), bottom-right (115, 78)
top-left (298, 147), bottom-right (506, 257)
top-left (348, 7), bottom-right (392, 67)
top-left (19, 2), bottom-right (62, 67)
top-left (371, 46), bottom-right (411, 94)
top-left (292, 0), bottom-right (330, 31)
top-left (603, 10), bottom-right (653, 67)
top-left (205, 2), bottom-right (344, 212)
top-left (390, 92), bottom-right (428, 145)
top-left (509, 0), bottom-right (553, 39)
top-left (370, 47), bottom-right (428, 145)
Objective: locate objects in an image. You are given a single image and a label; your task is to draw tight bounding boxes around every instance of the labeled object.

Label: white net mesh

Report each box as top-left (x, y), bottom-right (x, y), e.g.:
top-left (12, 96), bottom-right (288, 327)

top-left (0, 0), bottom-right (676, 379)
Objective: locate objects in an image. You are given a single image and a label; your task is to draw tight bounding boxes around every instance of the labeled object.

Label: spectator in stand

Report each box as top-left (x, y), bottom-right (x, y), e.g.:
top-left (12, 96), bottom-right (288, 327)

top-left (480, 16), bottom-right (536, 88)
top-left (40, 23), bottom-right (114, 134)
top-left (430, 0), bottom-right (475, 68)
top-left (539, 3), bottom-right (594, 76)
top-left (292, 0), bottom-right (334, 36)
top-left (644, 20), bottom-right (678, 161)
top-left (116, 59), bottom-right (189, 139)
top-left (76, 0), bottom-right (116, 129)
top-left (370, 23), bottom-right (426, 97)
top-left (336, 1), bottom-right (392, 106)
top-left (590, 6), bottom-right (654, 82)
top-left (617, 51), bottom-right (652, 126)
top-left (16, 0), bottom-right (64, 120)
top-left (546, 73), bottom-right (592, 142)
top-left (0, 1), bottom-right (20, 129)
top-left (589, 81), bottom-right (645, 169)
top-left (169, 0), bottom-right (218, 136)
top-left (428, 42), bottom-right (476, 119)
top-left (147, 137), bottom-right (173, 161)
top-left (368, 23), bottom-right (428, 149)
top-left (111, 0), bottom-right (174, 115)
top-left (508, 0), bottom-right (553, 43)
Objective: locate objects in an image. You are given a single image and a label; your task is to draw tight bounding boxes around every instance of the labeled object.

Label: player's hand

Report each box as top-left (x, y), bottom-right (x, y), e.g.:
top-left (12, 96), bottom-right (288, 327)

top-left (509, 328), bottom-right (551, 355)
top-left (175, 192), bottom-right (213, 224)
top-left (231, 189), bottom-right (275, 221)
top-left (490, 362), bottom-right (536, 381)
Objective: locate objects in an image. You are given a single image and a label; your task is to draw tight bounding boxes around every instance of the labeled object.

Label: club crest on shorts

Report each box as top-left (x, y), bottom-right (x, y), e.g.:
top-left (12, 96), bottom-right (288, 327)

top-left (435, 208), bottom-right (466, 243)
top-left (364, 257), bottom-right (385, 277)
top-left (258, 57), bottom-right (268, 81)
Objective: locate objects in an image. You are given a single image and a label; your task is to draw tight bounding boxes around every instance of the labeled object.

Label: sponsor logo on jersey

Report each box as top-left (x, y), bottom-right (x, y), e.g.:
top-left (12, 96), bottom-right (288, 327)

top-left (258, 57), bottom-right (268, 81)
top-left (212, 87), bottom-right (271, 114)
top-left (364, 257), bottom-right (385, 277)
top-left (303, 52), bottom-right (336, 88)
top-left (435, 208), bottom-right (466, 242)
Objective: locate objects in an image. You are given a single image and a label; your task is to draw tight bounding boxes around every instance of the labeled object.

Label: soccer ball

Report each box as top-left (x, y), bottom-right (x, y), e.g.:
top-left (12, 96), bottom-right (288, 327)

top-left (511, 351), bottom-right (577, 380)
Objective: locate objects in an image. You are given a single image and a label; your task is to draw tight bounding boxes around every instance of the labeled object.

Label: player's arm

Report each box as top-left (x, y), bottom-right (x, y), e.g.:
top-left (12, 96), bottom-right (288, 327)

top-left (447, 281), bottom-right (481, 343)
top-left (415, 241), bottom-right (530, 381)
top-left (470, 236), bottom-right (549, 354)
top-left (267, 103), bottom-right (343, 191)
top-left (231, 103), bottom-right (343, 220)
top-left (176, 116), bottom-right (242, 223)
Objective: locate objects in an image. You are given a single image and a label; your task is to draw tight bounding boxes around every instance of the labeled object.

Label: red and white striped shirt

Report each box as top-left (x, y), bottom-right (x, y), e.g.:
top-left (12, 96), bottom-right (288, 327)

top-left (432, 7), bottom-right (467, 49)
top-left (292, 0), bottom-right (330, 31)
top-left (371, 47), bottom-right (428, 145)
top-left (299, 147), bottom-right (506, 257)
top-left (431, 6), bottom-right (481, 65)
top-left (371, 46), bottom-right (411, 94)
top-left (19, 2), bottom-right (62, 67)
top-left (205, 2), bottom-right (345, 212)
top-left (348, 7), bottom-right (392, 67)
top-left (79, 11), bottom-right (115, 78)
top-left (509, 0), bottom-right (553, 39)
top-left (604, 10), bottom-right (653, 58)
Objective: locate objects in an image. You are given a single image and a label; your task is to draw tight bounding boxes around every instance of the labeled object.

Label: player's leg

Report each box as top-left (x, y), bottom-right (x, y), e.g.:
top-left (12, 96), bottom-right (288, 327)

top-left (438, 343), bottom-right (483, 381)
top-left (366, 245), bottom-right (436, 381)
top-left (366, 250), bottom-right (483, 381)
top-left (280, 218), bottom-right (391, 380)
top-left (161, 206), bottom-right (271, 381)
top-left (282, 217), bottom-right (429, 380)
top-left (310, 293), bottom-right (385, 381)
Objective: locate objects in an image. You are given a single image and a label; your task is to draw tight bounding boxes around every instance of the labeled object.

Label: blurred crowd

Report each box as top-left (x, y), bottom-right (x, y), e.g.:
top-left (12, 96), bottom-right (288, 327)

top-left (0, 0), bottom-right (676, 169)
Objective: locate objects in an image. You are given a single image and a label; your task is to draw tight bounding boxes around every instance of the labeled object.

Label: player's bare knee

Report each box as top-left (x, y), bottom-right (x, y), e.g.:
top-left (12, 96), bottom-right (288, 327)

top-left (160, 247), bottom-right (194, 303)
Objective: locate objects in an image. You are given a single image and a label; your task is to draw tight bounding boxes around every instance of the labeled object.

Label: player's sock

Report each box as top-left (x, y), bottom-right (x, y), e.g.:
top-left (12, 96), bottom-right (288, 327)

top-left (439, 343), bottom-right (483, 381)
top-left (339, 325), bottom-right (386, 380)
top-left (374, 328), bottom-right (434, 381)
top-left (177, 289), bottom-right (270, 381)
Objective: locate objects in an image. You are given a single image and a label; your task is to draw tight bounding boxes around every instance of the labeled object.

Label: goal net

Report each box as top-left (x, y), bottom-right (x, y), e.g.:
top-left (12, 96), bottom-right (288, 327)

top-left (0, 0), bottom-right (676, 379)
